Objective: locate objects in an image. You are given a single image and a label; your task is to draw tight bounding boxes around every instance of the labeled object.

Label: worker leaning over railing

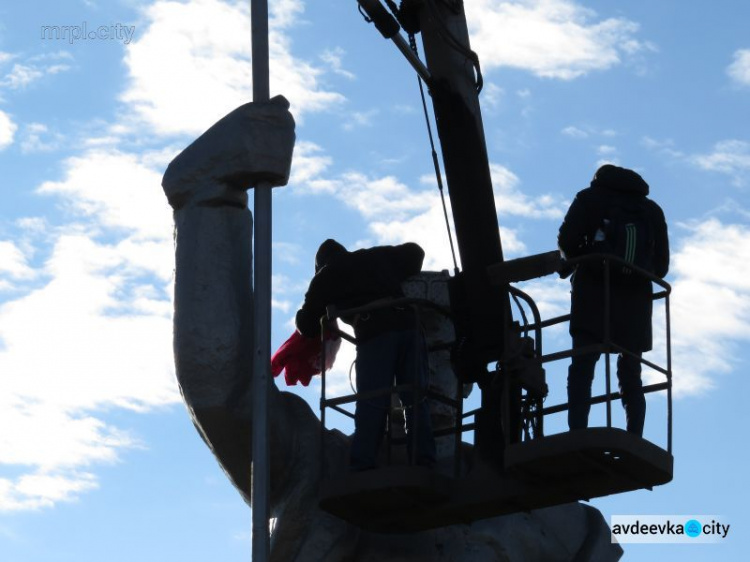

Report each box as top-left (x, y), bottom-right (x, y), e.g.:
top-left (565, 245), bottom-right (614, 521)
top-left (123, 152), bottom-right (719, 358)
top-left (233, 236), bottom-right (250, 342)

top-left (295, 239), bottom-right (436, 471)
top-left (558, 164), bottom-right (670, 437)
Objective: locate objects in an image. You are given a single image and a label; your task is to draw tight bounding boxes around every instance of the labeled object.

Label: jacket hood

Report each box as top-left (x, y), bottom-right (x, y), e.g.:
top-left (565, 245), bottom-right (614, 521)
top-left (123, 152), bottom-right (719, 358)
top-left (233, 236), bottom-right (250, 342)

top-left (315, 239), bottom-right (348, 272)
top-left (590, 164), bottom-right (649, 196)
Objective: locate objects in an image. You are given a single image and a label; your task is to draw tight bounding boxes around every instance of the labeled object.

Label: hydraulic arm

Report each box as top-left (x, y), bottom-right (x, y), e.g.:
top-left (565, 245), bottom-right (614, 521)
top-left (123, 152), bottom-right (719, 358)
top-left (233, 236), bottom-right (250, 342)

top-left (358, 0), bottom-right (512, 462)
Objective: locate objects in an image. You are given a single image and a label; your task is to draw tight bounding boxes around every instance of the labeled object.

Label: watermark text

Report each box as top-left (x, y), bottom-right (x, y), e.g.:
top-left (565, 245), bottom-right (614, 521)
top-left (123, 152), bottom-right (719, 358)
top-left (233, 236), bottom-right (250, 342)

top-left (41, 22), bottom-right (135, 45)
top-left (612, 515), bottom-right (730, 544)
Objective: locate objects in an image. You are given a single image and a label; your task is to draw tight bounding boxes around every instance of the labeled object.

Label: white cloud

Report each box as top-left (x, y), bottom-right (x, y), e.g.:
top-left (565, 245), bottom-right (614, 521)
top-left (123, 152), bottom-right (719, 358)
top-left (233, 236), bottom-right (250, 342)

top-left (270, 0), bottom-right (305, 28)
top-left (1, 0), bottom-right (349, 511)
top-left (341, 173), bottom-right (435, 220)
top-left (0, 109), bottom-right (17, 149)
top-left (361, 164), bottom-right (560, 267)
top-left (273, 273), bottom-right (306, 295)
top-left (499, 226), bottom-right (528, 255)
top-left (517, 276), bottom-right (570, 325)
top-left (480, 82), bottom-right (505, 111)
top-left (641, 136), bottom-right (684, 159)
top-left (595, 157), bottom-right (619, 168)
top-left (316, 335), bottom-right (357, 398)
top-left (0, 241), bottom-right (34, 283)
top-left (320, 47), bottom-right (355, 80)
top-left (0, 0), bottom-right (349, 513)
top-left (2, 64), bottom-right (43, 89)
top-left (27, 51), bottom-right (74, 63)
top-left (0, 146), bottom-right (179, 511)
top-left (0, 232), bottom-right (177, 411)
top-left (0, 472), bottom-right (98, 511)
top-left (691, 140), bottom-right (750, 187)
top-left (38, 149), bottom-right (174, 241)
top-left (466, 0), bottom-right (654, 79)
top-left (490, 163), bottom-right (566, 220)
top-left (728, 49), bottom-right (750, 86)
top-left (0, 53), bottom-right (72, 89)
top-left (370, 194), bottom-right (462, 270)
top-left (643, 137), bottom-right (750, 186)
top-left (288, 140), bottom-right (333, 186)
top-left (290, 142), bottom-right (564, 269)
top-left (272, 299), bottom-right (292, 313)
top-left (342, 109), bottom-right (378, 131)
top-left (0, 233), bottom-right (177, 509)
top-left (564, 125), bottom-right (621, 141)
top-left (272, 241), bottom-right (304, 266)
top-left (658, 219), bottom-right (750, 395)
top-left (19, 122), bottom-right (64, 153)
top-left (273, 273), bottom-right (306, 313)
top-left (562, 125), bottom-right (588, 139)
top-left (120, 0), bottom-right (344, 136)
top-left (0, 401), bottom-right (139, 470)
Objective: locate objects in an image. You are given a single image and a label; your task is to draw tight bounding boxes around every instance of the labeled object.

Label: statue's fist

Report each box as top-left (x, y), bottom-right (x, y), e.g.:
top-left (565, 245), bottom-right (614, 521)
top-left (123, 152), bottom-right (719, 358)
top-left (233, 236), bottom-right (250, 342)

top-left (162, 95), bottom-right (296, 209)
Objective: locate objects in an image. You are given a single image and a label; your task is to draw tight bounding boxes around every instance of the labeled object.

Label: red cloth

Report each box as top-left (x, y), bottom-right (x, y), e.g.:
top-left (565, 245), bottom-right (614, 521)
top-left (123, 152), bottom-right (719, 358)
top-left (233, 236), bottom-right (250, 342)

top-left (271, 327), bottom-right (341, 386)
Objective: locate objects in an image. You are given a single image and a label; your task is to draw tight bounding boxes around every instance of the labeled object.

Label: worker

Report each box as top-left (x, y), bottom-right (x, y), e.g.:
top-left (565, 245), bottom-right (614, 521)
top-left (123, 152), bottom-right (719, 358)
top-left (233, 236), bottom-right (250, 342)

top-left (558, 164), bottom-right (669, 436)
top-left (296, 239), bottom-right (436, 470)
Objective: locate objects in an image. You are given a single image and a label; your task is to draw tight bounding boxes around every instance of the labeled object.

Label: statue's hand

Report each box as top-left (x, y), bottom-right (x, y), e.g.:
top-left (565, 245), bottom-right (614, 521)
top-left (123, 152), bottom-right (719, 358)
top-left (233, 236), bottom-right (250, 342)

top-left (162, 95), bottom-right (296, 210)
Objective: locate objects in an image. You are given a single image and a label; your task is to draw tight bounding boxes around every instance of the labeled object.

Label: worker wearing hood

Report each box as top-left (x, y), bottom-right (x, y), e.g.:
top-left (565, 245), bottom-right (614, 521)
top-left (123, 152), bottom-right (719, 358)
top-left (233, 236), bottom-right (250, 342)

top-left (558, 165), bottom-right (669, 436)
top-left (296, 240), bottom-right (436, 471)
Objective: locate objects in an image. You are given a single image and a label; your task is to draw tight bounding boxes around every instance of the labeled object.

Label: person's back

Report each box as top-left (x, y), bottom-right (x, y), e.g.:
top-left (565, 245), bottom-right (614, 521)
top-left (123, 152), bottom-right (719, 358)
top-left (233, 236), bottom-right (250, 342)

top-left (296, 240), bottom-right (424, 340)
top-left (558, 165), bottom-right (669, 351)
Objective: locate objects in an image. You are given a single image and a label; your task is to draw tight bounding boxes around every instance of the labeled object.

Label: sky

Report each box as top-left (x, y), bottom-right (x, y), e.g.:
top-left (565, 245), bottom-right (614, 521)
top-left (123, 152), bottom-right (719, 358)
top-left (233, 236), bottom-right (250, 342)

top-left (0, 0), bottom-right (748, 560)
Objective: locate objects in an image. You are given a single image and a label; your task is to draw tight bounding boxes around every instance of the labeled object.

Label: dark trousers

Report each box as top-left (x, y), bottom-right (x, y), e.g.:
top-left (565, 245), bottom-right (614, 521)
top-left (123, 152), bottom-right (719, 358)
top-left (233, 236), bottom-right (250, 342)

top-left (567, 333), bottom-right (646, 436)
top-left (349, 328), bottom-right (436, 471)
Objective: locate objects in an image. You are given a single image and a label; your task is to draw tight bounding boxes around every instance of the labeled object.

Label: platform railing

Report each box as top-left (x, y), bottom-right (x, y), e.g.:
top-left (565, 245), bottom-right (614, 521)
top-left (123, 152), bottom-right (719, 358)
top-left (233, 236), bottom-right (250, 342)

top-left (319, 253), bottom-right (673, 481)
top-left (504, 253), bottom-right (673, 454)
top-left (319, 297), bottom-right (464, 478)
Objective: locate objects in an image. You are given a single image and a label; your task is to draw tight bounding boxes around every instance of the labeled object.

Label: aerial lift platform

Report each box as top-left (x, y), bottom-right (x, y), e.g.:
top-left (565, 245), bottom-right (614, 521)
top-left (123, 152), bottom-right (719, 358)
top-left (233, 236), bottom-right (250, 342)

top-left (318, 256), bottom-right (673, 533)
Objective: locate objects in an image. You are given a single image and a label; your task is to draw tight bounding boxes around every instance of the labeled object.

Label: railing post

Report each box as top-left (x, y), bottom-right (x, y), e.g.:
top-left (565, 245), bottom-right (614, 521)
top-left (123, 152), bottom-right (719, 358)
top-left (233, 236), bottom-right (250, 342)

top-left (666, 293), bottom-right (673, 454)
top-left (454, 369), bottom-right (463, 478)
top-left (603, 257), bottom-right (613, 428)
top-left (411, 305), bottom-right (421, 466)
top-left (320, 317), bottom-right (327, 478)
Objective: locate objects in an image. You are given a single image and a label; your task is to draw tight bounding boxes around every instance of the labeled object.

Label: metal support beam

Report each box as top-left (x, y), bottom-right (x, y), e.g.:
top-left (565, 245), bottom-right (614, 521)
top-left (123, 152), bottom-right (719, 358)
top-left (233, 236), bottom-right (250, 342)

top-left (417, 0), bottom-right (511, 462)
top-left (250, 0), bottom-right (271, 560)
top-left (417, 2), bottom-right (509, 358)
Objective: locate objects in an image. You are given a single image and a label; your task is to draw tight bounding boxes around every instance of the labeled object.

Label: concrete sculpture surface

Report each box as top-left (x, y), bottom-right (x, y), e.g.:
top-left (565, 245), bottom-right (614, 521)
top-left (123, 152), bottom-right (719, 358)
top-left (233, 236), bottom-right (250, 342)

top-left (162, 97), bottom-right (622, 561)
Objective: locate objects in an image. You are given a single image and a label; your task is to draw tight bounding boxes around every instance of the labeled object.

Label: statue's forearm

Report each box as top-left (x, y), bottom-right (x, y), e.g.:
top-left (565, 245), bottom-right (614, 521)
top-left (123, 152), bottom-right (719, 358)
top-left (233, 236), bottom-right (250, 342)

top-left (173, 204), bottom-right (257, 502)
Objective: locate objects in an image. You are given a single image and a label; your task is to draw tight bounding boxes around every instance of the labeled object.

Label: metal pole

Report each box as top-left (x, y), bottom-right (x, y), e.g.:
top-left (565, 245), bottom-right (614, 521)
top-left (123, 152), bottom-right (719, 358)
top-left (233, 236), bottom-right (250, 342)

top-left (250, 0), bottom-right (271, 560)
top-left (604, 260), bottom-right (612, 428)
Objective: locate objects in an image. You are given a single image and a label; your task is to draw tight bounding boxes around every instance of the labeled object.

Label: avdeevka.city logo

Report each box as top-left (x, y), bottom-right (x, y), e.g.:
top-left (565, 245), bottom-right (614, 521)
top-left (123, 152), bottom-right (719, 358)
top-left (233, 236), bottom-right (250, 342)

top-left (610, 515), bottom-right (730, 544)
top-left (685, 519), bottom-right (702, 538)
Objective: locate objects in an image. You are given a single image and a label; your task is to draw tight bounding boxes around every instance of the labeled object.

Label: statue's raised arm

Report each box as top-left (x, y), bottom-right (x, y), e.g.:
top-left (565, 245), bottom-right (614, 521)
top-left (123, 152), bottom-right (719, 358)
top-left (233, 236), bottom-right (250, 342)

top-left (161, 96), bottom-right (316, 505)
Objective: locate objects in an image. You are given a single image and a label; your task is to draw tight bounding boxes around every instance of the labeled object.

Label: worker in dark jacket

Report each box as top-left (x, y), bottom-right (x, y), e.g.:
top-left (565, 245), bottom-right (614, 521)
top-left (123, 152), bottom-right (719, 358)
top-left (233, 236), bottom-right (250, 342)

top-left (296, 239), bottom-right (436, 470)
top-left (558, 165), bottom-right (669, 436)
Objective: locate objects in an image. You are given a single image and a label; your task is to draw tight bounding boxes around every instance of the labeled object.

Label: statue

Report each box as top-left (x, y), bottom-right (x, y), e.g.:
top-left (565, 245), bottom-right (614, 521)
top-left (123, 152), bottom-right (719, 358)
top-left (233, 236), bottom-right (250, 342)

top-left (161, 96), bottom-right (622, 561)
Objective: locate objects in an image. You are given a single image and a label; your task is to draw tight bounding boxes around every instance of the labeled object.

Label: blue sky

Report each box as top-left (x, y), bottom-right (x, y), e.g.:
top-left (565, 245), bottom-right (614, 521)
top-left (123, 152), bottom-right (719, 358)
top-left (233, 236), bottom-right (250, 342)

top-left (0, 1), bottom-right (748, 560)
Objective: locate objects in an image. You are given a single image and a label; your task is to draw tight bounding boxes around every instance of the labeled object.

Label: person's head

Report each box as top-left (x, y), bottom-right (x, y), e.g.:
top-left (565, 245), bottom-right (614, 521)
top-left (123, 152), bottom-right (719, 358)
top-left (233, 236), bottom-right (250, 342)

top-left (591, 164), bottom-right (618, 185)
top-left (591, 164), bottom-right (649, 195)
top-left (315, 239), bottom-right (347, 272)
